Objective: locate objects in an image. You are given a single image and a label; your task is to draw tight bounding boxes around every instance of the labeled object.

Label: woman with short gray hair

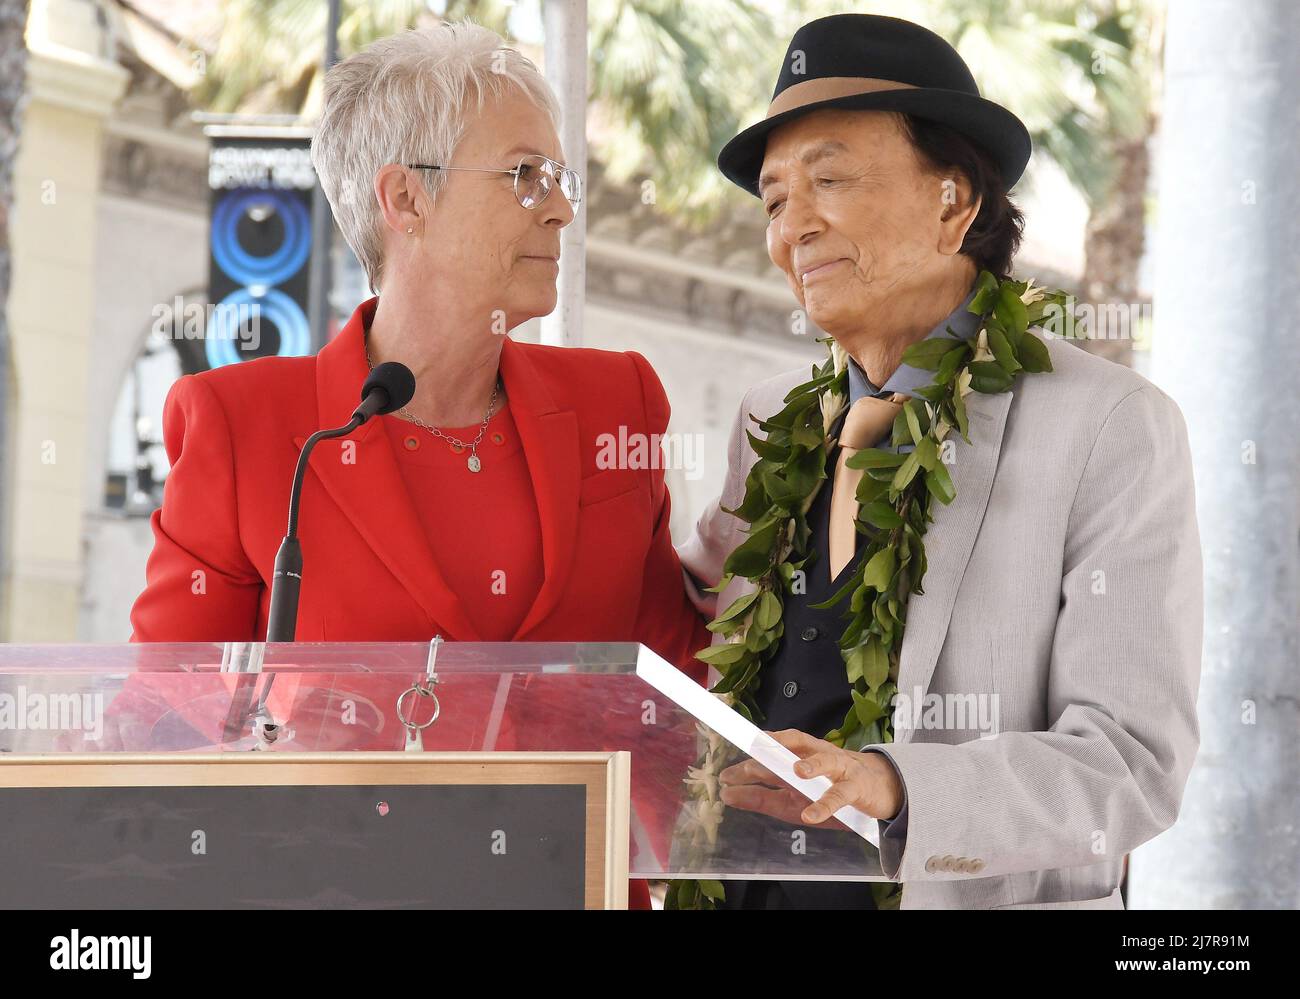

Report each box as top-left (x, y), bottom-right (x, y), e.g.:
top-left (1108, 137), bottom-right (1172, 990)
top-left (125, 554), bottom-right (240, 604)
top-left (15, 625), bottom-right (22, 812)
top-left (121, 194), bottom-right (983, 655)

top-left (311, 22), bottom-right (565, 296)
top-left (131, 27), bottom-right (711, 909)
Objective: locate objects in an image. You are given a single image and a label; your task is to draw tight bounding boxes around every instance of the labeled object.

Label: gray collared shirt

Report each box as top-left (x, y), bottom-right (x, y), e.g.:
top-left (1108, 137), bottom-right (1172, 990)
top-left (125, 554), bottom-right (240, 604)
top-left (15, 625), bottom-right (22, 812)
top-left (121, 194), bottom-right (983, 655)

top-left (845, 284), bottom-right (981, 426)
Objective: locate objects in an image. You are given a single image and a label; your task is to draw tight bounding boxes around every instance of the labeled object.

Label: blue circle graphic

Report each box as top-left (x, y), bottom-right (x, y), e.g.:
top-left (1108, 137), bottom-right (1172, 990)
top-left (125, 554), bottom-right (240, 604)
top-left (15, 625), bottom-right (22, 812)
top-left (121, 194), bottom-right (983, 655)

top-left (211, 189), bottom-right (311, 286)
top-left (205, 288), bottom-right (310, 369)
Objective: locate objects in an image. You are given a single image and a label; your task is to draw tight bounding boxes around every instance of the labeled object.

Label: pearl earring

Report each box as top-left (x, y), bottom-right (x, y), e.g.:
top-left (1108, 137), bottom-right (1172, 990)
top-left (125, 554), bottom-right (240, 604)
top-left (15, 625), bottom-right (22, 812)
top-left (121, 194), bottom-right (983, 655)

top-left (406, 226), bottom-right (414, 234)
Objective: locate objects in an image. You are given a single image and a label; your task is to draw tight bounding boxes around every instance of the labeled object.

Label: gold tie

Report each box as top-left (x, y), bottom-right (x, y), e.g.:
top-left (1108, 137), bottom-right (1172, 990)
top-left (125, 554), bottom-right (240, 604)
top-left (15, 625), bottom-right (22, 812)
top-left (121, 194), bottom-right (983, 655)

top-left (828, 393), bottom-right (907, 579)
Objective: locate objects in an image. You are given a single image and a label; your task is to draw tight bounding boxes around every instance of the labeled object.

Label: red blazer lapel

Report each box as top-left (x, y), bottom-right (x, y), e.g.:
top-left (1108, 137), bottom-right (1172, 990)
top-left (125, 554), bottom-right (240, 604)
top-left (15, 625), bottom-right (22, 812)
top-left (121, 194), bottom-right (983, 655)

top-left (499, 337), bottom-right (580, 640)
top-left (293, 298), bottom-right (482, 641)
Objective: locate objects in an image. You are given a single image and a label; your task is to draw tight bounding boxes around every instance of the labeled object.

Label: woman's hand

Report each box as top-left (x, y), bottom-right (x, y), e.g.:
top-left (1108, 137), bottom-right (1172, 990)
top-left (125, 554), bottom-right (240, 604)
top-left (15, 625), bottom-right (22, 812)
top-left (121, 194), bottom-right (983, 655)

top-left (718, 729), bottom-right (904, 828)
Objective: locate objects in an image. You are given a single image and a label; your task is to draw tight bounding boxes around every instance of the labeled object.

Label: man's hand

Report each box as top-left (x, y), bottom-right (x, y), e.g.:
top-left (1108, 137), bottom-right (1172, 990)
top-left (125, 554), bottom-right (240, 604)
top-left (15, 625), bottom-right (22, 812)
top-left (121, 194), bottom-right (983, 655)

top-left (718, 729), bottom-right (905, 827)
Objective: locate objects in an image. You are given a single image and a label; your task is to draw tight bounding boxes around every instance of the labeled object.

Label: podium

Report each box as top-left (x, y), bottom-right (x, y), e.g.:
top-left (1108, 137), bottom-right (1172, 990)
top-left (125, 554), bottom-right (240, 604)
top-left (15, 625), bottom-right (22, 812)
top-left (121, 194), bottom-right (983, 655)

top-left (0, 641), bottom-right (888, 908)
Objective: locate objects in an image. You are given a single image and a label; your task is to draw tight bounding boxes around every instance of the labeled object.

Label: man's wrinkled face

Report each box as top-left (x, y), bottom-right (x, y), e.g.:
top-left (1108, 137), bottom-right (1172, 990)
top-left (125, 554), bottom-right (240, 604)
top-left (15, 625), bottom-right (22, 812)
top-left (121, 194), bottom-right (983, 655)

top-left (760, 110), bottom-right (951, 333)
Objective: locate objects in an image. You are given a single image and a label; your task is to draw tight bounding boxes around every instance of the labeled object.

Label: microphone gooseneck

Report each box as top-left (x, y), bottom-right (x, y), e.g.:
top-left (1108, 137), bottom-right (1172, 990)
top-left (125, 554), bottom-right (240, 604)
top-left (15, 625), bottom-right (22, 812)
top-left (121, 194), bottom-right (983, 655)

top-left (265, 361), bottom-right (416, 643)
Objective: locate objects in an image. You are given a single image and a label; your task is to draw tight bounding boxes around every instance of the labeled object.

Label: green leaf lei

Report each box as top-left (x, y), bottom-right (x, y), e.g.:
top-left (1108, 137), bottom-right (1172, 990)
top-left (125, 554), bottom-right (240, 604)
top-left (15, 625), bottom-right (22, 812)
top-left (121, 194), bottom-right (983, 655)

top-left (666, 272), bottom-right (1070, 910)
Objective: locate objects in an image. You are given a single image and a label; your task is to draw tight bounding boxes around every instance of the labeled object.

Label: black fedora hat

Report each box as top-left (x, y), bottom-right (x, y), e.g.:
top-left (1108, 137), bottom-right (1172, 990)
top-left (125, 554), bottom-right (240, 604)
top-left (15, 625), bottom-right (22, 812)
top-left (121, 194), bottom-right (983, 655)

top-left (718, 14), bottom-right (1031, 197)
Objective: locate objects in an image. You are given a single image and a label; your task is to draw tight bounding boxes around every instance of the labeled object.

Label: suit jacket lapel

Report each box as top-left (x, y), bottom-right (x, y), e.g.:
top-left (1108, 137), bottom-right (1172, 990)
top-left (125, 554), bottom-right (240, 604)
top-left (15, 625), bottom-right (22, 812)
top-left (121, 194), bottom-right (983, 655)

top-left (294, 298), bottom-right (482, 640)
top-left (893, 388), bottom-right (1012, 739)
top-left (498, 337), bottom-right (580, 640)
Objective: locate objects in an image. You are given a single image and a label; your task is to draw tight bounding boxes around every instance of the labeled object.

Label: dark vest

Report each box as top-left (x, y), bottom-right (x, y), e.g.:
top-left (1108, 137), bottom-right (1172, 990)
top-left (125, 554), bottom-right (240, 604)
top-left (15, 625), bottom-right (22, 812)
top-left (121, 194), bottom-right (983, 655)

top-left (717, 437), bottom-right (883, 910)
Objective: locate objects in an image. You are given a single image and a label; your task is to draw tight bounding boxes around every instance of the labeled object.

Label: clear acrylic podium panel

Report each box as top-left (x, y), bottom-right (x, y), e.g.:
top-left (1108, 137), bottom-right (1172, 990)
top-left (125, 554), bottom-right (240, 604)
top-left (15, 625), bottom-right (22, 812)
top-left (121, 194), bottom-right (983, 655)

top-left (0, 642), bottom-right (884, 882)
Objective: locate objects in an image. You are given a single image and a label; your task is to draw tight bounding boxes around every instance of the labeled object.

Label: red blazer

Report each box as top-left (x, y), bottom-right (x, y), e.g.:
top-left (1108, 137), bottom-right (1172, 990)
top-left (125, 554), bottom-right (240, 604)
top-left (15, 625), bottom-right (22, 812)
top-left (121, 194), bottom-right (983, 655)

top-left (129, 299), bottom-right (710, 908)
top-left (130, 297), bottom-right (709, 667)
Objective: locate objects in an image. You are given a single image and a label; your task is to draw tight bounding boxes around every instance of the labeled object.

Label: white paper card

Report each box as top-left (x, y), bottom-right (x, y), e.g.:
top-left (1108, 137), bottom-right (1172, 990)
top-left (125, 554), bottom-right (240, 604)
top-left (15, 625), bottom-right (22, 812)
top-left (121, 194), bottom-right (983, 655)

top-left (635, 646), bottom-right (880, 848)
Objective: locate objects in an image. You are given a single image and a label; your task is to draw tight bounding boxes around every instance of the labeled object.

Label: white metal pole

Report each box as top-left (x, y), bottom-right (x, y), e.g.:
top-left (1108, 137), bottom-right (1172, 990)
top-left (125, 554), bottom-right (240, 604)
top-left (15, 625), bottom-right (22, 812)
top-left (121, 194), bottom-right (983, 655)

top-left (1140, 0), bottom-right (1300, 909)
top-left (540, 0), bottom-right (587, 347)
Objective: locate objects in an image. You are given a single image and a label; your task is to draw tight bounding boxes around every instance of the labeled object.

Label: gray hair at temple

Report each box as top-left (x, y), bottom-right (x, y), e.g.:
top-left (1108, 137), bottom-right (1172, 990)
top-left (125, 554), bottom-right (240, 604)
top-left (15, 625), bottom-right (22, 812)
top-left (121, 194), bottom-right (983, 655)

top-left (311, 21), bottom-right (561, 292)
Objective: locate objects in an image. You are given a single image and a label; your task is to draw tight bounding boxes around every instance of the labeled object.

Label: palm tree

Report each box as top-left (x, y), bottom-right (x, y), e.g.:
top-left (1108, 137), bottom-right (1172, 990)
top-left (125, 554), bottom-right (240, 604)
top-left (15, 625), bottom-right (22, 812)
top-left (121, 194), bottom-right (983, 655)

top-left (193, 0), bottom-right (450, 114)
top-left (943, 0), bottom-right (1159, 366)
top-left (192, 0), bottom-right (773, 219)
top-left (191, 0), bottom-right (1160, 363)
top-left (586, 0), bottom-right (773, 218)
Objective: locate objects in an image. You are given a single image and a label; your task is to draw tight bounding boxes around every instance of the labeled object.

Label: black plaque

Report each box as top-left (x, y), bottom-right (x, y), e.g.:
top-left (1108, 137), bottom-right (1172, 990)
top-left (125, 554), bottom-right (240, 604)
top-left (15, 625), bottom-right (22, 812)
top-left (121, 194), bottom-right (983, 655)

top-left (0, 783), bottom-right (587, 909)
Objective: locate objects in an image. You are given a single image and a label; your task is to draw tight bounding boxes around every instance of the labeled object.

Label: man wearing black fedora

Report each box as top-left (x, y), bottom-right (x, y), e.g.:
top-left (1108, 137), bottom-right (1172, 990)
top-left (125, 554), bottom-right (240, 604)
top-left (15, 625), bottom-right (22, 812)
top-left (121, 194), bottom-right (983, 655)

top-left (679, 14), bottom-right (1202, 909)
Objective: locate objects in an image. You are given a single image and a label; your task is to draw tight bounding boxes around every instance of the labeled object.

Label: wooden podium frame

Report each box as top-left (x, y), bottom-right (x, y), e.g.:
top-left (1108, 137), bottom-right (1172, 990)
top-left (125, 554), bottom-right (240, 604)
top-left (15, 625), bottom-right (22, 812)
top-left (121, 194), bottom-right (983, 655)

top-left (0, 752), bottom-right (631, 910)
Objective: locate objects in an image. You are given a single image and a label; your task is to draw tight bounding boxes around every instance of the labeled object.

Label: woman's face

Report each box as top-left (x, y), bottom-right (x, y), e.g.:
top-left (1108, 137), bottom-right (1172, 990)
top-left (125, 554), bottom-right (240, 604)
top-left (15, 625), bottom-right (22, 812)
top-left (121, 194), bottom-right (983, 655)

top-left (413, 89), bottom-right (574, 329)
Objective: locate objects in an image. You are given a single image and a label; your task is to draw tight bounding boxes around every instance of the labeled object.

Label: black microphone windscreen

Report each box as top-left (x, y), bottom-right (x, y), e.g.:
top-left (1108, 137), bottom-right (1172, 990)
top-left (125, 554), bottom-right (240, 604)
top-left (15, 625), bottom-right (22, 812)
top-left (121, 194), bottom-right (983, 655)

top-left (361, 362), bottom-right (416, 415)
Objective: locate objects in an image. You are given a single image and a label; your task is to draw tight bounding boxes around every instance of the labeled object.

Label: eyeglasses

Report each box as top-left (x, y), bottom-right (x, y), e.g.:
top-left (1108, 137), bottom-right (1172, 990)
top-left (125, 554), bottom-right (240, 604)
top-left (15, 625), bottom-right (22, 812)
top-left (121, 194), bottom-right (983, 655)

top-left (408, 153), bottom-right (582, 210)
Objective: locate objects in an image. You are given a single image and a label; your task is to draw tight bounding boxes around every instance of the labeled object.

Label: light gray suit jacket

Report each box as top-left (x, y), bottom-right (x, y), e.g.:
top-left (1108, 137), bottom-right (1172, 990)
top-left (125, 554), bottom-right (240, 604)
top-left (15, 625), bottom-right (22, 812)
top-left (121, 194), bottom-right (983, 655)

top-left (677, 336), bottom-right (1203, 909)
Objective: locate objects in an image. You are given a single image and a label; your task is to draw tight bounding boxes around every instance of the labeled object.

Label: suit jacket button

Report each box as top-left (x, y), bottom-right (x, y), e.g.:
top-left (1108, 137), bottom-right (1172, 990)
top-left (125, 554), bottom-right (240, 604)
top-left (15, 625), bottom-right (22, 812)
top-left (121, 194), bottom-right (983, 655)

top-left (800, 626), bottom-right (819, 641)
top-left (782, 680), bottom-right (799, 699)
top-left (925, 856), bottom-right (942, 873)
top-left (970, 859), bottom-right (985, 873)
top-left (940, 854), bottom-right (957, 871)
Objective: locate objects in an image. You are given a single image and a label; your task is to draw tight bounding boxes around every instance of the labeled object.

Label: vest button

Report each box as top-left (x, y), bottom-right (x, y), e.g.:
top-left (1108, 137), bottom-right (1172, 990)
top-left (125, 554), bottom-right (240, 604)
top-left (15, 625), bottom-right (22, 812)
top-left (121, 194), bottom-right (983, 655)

top-left (801, 626), bottom-right (819, 642)
top-left (782, 681), bottom-right (799, 699)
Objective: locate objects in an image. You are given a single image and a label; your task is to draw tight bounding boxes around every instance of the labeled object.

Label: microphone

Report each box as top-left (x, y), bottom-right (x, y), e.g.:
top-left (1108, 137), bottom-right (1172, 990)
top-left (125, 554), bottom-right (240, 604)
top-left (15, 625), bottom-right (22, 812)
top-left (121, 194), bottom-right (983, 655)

top-left (352, 362), bottom-right (417, 423)
top-left (265, 361), bottom-right (416, 642)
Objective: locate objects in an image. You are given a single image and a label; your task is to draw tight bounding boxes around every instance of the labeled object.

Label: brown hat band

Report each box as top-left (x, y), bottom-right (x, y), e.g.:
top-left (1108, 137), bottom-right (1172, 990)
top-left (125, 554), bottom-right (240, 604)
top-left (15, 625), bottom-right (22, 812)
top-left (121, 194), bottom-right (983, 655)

top-left (766, 76), bottom-right (919, 120)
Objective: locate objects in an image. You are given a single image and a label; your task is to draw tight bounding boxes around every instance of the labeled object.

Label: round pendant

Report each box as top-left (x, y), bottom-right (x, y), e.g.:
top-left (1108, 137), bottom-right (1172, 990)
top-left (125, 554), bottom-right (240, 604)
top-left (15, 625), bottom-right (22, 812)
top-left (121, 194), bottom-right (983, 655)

top-left (467, 454), bottom-right (482, 473)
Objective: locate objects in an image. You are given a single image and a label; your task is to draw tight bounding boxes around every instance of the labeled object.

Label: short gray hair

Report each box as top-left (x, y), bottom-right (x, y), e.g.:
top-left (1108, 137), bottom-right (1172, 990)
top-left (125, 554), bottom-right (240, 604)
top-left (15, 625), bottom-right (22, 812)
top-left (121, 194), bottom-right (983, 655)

top-left (311, 21), bottom-right (561, 292)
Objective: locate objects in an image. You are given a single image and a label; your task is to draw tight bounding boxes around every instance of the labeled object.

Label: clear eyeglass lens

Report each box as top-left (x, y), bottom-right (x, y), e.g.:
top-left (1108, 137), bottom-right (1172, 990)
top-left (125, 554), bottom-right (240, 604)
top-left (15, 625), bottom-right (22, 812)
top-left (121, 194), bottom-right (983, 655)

top-left (515, 155), bottom-right (550, 208)
top-left (515, 154), bottom-right (581, 209)
top-left (560, 168), bottom-right (582, 206)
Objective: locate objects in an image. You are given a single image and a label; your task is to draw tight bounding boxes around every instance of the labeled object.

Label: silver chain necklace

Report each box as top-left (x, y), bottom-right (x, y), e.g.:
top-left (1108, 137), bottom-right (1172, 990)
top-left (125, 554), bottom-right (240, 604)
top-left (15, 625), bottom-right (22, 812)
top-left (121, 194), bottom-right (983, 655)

top-left (365, 335), bottom-right (500, 473)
